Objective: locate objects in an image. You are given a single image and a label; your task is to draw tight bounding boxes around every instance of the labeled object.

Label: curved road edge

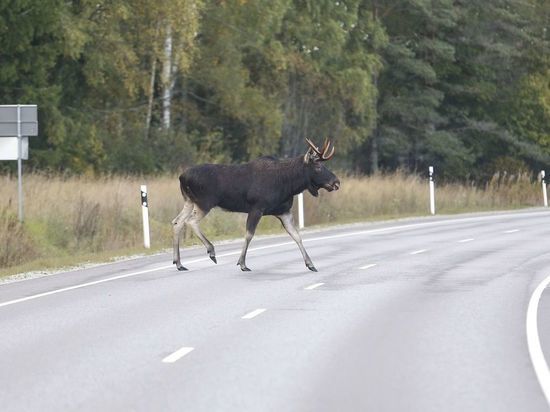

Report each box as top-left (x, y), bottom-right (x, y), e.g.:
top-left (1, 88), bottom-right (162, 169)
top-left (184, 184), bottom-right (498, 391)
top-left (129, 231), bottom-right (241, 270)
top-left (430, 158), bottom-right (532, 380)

top-left (527, 271), bottom-right (550, 407)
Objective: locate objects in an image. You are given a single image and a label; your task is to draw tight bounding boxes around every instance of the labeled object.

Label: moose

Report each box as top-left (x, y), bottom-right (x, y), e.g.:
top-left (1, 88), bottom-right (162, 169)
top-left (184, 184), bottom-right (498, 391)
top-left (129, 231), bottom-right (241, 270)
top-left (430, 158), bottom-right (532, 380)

top-left (172, 138), bottom-right (340, 272)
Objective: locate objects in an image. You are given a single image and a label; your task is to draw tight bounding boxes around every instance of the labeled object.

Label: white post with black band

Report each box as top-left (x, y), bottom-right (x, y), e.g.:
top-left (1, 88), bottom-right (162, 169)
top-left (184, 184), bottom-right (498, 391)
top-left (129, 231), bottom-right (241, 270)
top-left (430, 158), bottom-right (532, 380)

top-left (141, 185), bottom-right (151, 248)
top-left (429, 166), bottom-right (435, 215)
top-left (542, 170), bottom-right (548, 208)
top-left (298, 192), bottom-right (304, 229)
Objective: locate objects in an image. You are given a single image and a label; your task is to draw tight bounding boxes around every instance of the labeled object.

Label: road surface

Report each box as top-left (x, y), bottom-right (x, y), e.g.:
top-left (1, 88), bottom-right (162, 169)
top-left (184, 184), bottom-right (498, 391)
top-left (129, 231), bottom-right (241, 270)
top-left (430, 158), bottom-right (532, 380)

top-left (1, 209), bottom-right (550, 411)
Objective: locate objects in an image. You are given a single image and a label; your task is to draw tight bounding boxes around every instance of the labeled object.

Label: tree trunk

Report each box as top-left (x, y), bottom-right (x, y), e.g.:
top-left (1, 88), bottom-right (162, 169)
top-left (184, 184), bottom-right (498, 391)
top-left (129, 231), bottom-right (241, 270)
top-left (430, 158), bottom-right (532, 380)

top-left (370, 131), bottom-right (379, 174)
top-left (162, 24), bottom-right (173, 130)
top-left (282, 71), bottom-right (298, 157)
top-left (144, 57), bottom-right (157, 138)
top-left (370, 2), bottom-right (380, 174)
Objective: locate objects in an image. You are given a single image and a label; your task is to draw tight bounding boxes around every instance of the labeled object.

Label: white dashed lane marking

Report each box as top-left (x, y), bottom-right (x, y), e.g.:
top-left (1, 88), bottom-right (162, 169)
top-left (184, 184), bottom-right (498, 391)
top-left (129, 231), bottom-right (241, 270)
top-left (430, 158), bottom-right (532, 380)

top-left (410, 249), bottom-right (428, 255)
top-left (162, 347), bottom-right (194, 364)
top-left (360, 264), bottom-right (377, 270)
top-left (504, 229), bottom-right (520, 233)
top-left (242, 308), bottom-right (266, 319)
top-left (304, 283), bottom-right (325, 290)
top-left (458, 238), bottom-right (475, 243)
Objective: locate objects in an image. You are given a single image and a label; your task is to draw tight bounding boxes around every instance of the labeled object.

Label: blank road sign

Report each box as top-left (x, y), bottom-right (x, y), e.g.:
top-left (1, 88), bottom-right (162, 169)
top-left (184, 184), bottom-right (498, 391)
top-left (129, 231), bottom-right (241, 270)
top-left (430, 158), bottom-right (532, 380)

top-left (0, 105), bottom-right (38, 136)
top-left (0, 137), bottom-right (29, 160)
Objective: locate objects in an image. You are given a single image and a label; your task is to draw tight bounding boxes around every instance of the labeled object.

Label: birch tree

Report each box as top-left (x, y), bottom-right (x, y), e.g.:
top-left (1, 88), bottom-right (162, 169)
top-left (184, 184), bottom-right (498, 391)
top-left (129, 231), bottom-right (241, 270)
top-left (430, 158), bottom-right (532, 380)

top-left (131, 0), bottom-right (201, 134)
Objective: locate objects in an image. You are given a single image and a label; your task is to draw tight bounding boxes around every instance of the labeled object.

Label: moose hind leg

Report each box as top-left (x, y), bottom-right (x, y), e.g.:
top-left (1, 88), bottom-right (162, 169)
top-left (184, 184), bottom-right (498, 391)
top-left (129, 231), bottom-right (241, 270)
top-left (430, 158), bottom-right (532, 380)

top-left (187, 206), bottom-right (217, 264)
top-left (237, 209), bottom-right (263, 271)
top-left (277, 212), bottom-right (317, 272)
top-left (172, 202), bottom-right (193, 271)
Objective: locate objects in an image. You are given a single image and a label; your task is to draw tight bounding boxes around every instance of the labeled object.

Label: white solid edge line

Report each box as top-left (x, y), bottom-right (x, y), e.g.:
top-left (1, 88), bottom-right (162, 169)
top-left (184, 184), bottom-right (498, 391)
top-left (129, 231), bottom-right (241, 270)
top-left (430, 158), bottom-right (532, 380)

top-left (527, 274), bottom-right (550, 406)
top-left (410, 249), bottom-right (428, 255)
top-left (305, 283), bottom-right (324, 290)
top-left (458, 238), bottom-right (475, 243)
top-left (162, 347), bottom-right (194, 364)
top-left (360, 264), bottom-right (377, 270)
top-left (242, 308), bottom-right (267, 319)
top-left (0, 264), bottom-right (173, 308)
top-left (1, 210), bottom-right (547, 309)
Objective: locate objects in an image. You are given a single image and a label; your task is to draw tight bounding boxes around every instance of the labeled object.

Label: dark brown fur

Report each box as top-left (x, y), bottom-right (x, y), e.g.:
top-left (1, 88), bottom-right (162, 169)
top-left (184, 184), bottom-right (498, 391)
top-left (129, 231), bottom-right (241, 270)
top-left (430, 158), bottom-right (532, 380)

top-left (172, 142), bottom-right (340, 272)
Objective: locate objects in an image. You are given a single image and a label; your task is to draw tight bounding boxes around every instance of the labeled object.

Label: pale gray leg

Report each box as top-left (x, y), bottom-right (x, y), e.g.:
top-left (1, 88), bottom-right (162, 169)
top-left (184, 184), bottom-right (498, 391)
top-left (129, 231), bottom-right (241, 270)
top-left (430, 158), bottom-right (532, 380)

top-left (237, 231), bottom-right (254, 271)
top-left (237, 209), bottom-right (263, 271)
top-left (172, 202), bottom-right (193, 270)
top-left (186, 206), bottom-right (216, 264)
top-left (277, 212), bottom-right (317, 272)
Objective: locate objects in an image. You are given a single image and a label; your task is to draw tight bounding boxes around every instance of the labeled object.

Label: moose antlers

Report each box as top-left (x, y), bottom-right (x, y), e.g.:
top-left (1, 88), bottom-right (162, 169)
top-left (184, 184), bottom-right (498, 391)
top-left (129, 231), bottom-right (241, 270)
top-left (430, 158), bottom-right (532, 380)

top-left (305, 138), bottom-right (335, 161)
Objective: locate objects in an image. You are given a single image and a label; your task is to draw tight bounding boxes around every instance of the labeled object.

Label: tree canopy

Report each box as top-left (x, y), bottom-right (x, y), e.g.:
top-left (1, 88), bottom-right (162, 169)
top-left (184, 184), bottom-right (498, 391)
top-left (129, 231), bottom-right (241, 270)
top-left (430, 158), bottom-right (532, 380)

top-left (1, 0), bottom-right (548, 179)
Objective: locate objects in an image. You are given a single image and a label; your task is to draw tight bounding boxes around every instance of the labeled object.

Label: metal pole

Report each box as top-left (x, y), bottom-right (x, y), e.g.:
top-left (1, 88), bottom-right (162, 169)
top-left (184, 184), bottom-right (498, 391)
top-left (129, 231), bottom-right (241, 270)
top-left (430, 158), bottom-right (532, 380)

top-left (17, 104), bottom-right (23, 222)
top-left (298, 192), bottom-right (304, 229)
top-left (542, 170), bottom-right (548, 207)
top-left (429, 166), bottom-right (435, 215)
top-left (141, 185), bottom-right (151, 248)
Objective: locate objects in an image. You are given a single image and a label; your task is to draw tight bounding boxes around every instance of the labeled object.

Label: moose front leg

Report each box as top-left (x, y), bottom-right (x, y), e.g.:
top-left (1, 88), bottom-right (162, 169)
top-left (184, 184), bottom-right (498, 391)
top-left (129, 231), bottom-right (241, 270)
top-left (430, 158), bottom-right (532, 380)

top-left (237, 209), bottom-right (263, 271)
top-left (277, 212), bottom-right (317, 272)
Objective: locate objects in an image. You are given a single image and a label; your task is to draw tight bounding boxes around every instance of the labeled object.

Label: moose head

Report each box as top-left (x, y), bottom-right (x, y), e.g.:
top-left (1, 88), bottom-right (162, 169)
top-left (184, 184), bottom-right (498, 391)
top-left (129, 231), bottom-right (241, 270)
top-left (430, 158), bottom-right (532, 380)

top-left (304, 138), bottom-right (341, 197)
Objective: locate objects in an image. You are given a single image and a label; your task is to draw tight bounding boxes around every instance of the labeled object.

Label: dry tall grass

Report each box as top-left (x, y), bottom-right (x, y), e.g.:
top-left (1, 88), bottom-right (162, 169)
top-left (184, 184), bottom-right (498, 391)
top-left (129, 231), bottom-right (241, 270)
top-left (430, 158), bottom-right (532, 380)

top-left (0, 171), bottom-right (544, 273)
top-left (310, 171), bottom-right (543, 223)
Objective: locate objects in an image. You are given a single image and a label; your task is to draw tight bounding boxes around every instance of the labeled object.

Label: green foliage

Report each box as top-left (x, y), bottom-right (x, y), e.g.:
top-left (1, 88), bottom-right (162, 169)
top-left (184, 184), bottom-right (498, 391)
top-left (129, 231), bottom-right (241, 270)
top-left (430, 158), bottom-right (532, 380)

top-left (0, 0), bottom-right (548, 179)
top-left (506, 68), bottom-right (550, 151)
top-left (187, 0), bottom-right (288, 160)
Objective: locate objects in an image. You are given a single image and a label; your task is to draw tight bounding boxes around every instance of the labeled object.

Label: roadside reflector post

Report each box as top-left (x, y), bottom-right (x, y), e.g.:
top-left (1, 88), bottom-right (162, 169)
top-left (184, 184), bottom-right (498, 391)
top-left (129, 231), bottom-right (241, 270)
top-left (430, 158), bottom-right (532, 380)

top-left (141, 185), bottom-right (151, 248)
top-left (542, 170), bottom-right (548, 207)
top-left (429, 166), bottom-right (435, 215)
top-left (298, 192), bottom-right (305, 229)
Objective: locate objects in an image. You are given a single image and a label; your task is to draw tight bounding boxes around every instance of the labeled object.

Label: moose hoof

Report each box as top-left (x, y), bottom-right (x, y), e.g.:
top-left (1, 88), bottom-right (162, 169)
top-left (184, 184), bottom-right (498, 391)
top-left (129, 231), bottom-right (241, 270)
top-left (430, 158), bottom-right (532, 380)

top-left (209, 255), bottom-right (217, 264)
top-left (237, 262), bottom-right (251, 271)
top-left (176, 265), bottom-right (188, 271)
top-left (307, 264), bottom-right (318, 272)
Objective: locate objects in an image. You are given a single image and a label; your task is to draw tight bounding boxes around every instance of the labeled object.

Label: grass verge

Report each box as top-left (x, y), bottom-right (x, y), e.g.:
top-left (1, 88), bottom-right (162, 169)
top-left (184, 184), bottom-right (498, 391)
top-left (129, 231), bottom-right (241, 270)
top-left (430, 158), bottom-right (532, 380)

top-left (0, 171), bottom-right (545, 278)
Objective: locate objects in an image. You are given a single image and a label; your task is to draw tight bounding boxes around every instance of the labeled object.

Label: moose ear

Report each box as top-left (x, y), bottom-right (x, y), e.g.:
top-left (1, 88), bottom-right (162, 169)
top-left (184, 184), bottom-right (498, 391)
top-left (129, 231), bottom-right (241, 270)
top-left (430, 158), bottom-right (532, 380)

top-left (303, 149), bottom-right (317, 164)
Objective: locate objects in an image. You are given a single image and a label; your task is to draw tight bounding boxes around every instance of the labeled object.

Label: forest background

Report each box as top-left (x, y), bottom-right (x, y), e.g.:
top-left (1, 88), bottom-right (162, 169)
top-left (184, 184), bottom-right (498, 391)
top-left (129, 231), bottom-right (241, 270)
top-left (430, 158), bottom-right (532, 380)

top-left (1, 0), bottom-right (549, 179)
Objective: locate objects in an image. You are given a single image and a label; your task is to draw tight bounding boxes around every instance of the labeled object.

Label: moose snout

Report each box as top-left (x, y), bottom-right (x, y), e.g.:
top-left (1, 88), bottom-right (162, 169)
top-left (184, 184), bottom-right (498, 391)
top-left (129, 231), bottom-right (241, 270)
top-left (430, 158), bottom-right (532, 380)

top-left (321, 178), bottom-right (340, 192)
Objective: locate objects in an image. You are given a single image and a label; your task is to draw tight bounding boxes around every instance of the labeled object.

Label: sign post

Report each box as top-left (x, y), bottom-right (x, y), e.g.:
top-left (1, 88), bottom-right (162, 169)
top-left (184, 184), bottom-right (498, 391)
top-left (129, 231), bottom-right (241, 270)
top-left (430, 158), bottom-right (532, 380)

top-left (17, 105), bottom-right (23, 222)
top-left (0, 105), bottom-right (38, 222)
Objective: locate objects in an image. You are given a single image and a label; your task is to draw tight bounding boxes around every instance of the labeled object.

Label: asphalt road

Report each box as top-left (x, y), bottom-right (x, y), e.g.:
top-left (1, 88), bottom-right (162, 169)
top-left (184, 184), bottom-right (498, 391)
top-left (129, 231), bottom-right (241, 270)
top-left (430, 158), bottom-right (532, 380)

top-left (1, 209), bottom-right (550, 411)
